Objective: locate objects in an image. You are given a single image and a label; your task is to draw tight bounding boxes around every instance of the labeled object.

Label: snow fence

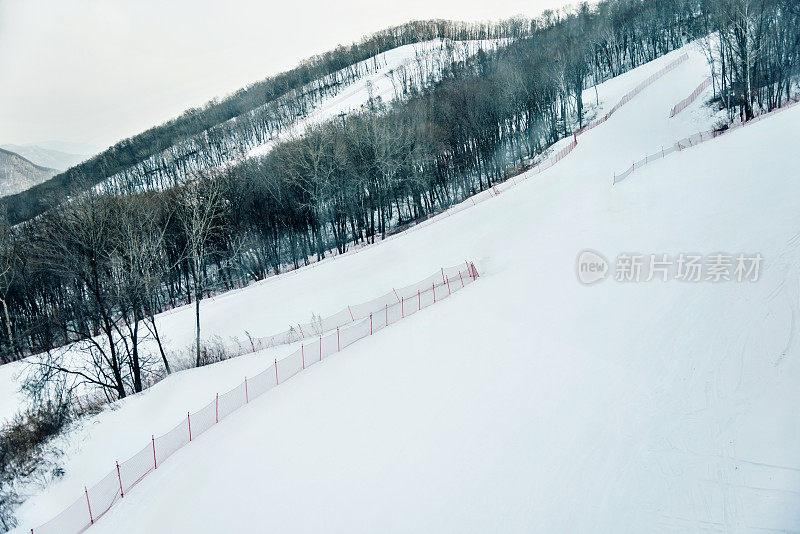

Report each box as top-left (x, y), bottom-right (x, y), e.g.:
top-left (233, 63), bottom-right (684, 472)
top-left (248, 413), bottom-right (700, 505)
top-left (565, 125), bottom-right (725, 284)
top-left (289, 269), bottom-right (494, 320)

top-left (211, 262), bottom-right (479, 356)
top-left (31, 262), bottom-right (479, 534)
top-left (614, 92), bottom-right (800, 184)
top-left (401, 52), bottom-right (690, 234)
top-left (669, 76), bottom-right (713, 117)
top-left (574, 52), bottom-right (689, 135)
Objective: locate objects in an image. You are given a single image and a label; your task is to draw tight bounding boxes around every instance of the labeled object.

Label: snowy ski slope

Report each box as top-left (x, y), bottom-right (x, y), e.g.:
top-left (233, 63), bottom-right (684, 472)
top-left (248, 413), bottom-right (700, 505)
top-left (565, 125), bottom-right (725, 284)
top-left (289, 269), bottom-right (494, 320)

top-left (8, 40), bottom-right (800, 532)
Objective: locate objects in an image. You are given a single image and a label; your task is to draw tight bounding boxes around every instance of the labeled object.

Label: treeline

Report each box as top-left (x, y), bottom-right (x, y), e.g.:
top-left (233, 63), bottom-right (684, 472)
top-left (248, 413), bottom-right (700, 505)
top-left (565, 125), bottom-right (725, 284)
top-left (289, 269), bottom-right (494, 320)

top-left (0, 19), bottom-right (530, 225)
top-left (703, 0), bottom-right (800, 120)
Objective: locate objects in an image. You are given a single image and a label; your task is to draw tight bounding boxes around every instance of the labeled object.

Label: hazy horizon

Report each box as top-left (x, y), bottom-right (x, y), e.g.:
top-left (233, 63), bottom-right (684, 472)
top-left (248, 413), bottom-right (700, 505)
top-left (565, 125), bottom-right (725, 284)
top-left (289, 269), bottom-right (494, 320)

top-left (0, 0), bottom-right (580, 153)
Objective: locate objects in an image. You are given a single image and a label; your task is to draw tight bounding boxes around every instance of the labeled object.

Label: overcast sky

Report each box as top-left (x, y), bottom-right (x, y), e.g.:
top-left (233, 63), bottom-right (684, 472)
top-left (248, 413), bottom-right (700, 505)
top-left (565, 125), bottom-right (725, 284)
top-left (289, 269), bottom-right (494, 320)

top-left (0, 0), bottom-right (579, 153)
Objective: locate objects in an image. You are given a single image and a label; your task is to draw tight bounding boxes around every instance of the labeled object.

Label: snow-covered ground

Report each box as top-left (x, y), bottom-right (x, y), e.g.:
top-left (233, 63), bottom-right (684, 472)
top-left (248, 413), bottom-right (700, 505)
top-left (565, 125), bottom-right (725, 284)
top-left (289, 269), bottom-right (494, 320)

top-left (7, 39), bottom-right (800, 532)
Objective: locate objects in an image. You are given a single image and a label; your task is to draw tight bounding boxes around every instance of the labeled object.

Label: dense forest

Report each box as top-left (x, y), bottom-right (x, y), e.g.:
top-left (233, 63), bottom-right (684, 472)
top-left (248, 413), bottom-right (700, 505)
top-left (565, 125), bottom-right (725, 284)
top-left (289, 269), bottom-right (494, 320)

top-left (0, 0), bottom-right (798, 385)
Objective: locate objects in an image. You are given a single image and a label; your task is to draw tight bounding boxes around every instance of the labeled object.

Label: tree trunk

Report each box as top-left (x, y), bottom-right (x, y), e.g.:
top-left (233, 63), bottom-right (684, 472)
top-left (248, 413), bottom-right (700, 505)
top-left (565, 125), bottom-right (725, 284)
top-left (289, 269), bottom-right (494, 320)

top-left (149, 314), bottom-right (171, 375)
top-left (132, 319), bottom-right (142, 392)
top-left (195, 288), bottom-right (202, 367)
top-left (0, 297), bottom-right (13, 354)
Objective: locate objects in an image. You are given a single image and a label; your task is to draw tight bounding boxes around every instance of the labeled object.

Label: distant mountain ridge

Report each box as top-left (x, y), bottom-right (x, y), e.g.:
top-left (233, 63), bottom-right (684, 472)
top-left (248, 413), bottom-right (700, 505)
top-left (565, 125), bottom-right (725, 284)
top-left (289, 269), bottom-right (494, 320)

top-left (0, 143), bottom-right (91, 171)
top-left (32, 140), bottom-right (100, 155)
top-left (0, 148), bottom-right (59, 198)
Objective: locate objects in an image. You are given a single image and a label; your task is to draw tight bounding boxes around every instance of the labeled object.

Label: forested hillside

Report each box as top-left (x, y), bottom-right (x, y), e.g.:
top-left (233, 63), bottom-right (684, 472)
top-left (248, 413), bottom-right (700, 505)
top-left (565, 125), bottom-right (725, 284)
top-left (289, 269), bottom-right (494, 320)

top-left (0, 20), bottom-right (527, 224)
top-left (0, 0), bottom-right (797, 371)
top-left (0, 149), bottom-right (57, 198)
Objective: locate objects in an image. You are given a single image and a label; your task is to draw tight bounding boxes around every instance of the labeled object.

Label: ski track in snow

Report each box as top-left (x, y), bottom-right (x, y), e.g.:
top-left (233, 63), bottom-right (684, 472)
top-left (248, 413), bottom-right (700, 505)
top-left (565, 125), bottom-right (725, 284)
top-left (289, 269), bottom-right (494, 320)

top-left (6, 39), bottom-right (800, 533)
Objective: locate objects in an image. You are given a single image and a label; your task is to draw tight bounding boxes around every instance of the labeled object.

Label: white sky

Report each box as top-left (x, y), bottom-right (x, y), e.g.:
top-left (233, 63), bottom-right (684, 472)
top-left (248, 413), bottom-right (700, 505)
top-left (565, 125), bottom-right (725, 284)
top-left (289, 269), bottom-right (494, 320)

top-left (0, 0), bottom-right (580, 152)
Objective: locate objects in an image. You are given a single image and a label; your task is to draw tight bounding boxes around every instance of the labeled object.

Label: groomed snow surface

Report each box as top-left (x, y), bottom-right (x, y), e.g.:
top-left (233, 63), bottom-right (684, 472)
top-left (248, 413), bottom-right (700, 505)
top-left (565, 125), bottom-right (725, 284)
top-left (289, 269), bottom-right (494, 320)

top-left (8, 40), bottom-right (800, 532)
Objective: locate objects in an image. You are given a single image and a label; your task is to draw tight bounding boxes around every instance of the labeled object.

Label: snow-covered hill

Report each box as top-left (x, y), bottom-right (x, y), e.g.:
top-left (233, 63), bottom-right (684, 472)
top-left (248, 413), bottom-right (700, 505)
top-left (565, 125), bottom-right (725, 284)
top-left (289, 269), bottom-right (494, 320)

top-left (0, 148), bottom-right (58, 197)
top-left (7, 40), bottom-right (800, 533)
top-left (245, 38), bottom-right (507, 159)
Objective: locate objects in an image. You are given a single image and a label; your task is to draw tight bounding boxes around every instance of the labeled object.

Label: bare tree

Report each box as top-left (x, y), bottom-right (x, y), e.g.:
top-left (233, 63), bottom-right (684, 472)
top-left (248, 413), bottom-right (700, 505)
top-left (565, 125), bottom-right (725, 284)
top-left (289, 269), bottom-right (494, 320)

top-left (177, 174), bottom-right (228, 367)
top-left (717, 0), bottom-right (768, 119)
top-left (0, 222), bottom-right (16, 362)
top-left (33, 192), bottom-right (129, 400)
top-left (110, 193), bottom-right (174, 385)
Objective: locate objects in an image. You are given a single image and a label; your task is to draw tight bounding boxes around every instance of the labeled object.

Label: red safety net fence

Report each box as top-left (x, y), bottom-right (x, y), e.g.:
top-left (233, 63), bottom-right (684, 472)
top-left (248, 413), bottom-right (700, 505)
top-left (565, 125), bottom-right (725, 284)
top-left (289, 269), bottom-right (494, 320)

top-left (400, 53), bottom-right (690, 234)
top-left (31, 262), bottom-right (479, 534)
top-left (669, 76), bottom-right (713, 117)
top-left (614, 92), bottom-right (800, 184)
top-left (66, 262), bottom-right (481, 411)
top-left (209, 262), bottom-right (480, 357)
top-left (575, 53), bottom-right (689, 135)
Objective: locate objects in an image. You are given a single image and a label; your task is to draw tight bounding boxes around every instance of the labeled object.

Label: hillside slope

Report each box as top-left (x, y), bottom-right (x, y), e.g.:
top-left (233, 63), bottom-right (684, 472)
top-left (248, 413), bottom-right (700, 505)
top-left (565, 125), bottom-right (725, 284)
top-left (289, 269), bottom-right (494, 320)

top-left (95, 38), bottom-right (505, 192)
top-left (0, 148), bottom-right (58, 197)
top-left (10, 42), bottom-right (800, 533)
top-left (244, 38), bottom-right (505, 160)
top-left (0, 31), bottom-right (513, 224)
